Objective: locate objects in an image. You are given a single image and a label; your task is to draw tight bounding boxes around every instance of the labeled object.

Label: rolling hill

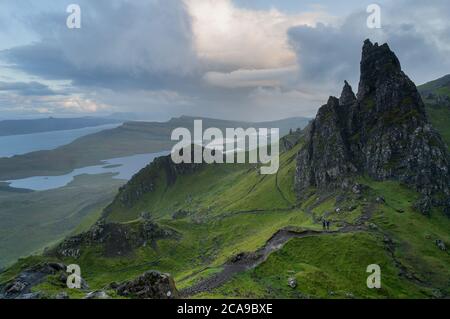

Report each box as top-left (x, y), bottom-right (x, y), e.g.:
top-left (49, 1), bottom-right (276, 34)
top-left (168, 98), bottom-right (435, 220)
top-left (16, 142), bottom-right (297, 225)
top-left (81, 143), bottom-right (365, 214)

top-left (0, 116), bottom-right (310, 180)
top-left (0, 117), bottom-right (122, 137)
top-left (1, 41), bottom-right (448, 300)
top-left (419, 75), bottom-right (450, 147)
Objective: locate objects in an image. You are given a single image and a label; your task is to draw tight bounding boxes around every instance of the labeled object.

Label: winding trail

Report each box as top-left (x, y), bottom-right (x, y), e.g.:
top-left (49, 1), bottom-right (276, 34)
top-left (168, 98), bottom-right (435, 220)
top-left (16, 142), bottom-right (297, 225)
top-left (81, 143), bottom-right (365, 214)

top-left (180, 226), bottom-right (362, 297)
top-left (181, 199), bottom-right (375, 297)
top-left (180, 195), bottom-right (430, 297)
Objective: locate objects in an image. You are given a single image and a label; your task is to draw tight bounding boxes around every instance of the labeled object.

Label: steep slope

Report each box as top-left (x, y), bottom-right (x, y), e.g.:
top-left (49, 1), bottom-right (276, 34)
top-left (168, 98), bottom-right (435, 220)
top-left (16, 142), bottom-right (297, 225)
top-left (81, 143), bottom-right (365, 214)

top-left (419, 74), bottom-right (450, 102)
top-left (2, 129), bottom-right (449, 299)
top-left (295, 40), bottom-right (450, 215)
top-left (0, 174), bottom-right (123, 268)
top-left (418, 75), bottom-right (450, 147)
top-left (1, 41), bottom-right (449, 300)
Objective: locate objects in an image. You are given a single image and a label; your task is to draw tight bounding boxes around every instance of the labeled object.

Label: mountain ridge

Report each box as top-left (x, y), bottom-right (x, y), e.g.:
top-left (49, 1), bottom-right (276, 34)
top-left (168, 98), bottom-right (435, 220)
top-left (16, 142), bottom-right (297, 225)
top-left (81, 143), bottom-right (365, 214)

top-left (1, 40), bottom-right (449, 300)
top-left (0, 117), bottom-right (122, 137)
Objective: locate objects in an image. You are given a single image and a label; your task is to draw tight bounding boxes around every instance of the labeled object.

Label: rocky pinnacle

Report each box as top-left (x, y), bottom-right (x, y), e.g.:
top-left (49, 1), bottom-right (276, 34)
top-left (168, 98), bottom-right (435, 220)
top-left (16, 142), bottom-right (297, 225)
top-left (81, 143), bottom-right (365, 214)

top-left (295, 39), bottom-right (450, 215)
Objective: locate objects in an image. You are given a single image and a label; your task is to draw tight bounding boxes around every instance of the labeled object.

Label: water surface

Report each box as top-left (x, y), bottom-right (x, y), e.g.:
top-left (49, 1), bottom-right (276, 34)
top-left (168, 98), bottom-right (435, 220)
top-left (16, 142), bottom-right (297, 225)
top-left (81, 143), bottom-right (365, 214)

top-left (0, 123), bottom-right (122, 158)
top-left (5, 151), bottom-right (168, 191)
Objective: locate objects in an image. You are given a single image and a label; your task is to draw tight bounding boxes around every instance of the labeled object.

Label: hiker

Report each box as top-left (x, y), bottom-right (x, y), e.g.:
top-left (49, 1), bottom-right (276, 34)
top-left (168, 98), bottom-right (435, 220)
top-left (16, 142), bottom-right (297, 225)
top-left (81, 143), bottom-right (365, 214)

top-left (322, 219), bottom-right (326, 230)
top-left (326, 220), bottom-right (331, 231)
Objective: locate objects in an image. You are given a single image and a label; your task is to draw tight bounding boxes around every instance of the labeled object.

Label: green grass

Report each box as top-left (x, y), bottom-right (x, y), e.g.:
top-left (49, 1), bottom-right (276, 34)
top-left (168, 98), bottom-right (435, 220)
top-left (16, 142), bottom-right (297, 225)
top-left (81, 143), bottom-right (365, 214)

top-left (418, 76), bottom-right (450, 147)
top-left (426, 105), bottom-right (450, 147)
top-left (0, 174), bottom-right (123, 268)
top-left (15, 208), bottom-right (312, 294)
top-left (365, 179), bottom-right (450, 293)
top-left (2, 134), bottom-right (449, 299)
top-left (106, 141), bottom-right (304, 223)
top-left (200, 232), bottom-right (430, 299)
top-left (196, 179), bottom-right (450, 299)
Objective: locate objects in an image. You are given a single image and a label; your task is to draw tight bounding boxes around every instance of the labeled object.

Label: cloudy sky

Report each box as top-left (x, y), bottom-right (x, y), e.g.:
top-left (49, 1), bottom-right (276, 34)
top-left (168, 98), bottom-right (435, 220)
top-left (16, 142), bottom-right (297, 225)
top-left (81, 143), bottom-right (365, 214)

top-left (0, 0), bottom-right (449, 121)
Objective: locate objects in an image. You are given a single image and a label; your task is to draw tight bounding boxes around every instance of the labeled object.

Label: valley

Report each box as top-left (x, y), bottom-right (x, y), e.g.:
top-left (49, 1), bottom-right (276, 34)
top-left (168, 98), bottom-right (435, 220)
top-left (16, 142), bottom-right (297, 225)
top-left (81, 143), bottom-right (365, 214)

top-left (0, 116), bottom-right (308, 269)
top-left (0, 41), bottom-right (448, 300)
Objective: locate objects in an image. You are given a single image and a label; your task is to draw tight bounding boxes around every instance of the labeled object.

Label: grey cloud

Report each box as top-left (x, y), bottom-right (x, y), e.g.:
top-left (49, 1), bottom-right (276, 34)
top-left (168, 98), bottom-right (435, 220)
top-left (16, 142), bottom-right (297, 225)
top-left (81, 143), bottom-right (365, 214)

top-left (288, 0), bottom-right (450, 94)
top-left (1, 0), bottom-right (201, 91)
top-left (0, 81), bottom-right (58, 96)
top-left (1, 0), bottom-right (449, 121)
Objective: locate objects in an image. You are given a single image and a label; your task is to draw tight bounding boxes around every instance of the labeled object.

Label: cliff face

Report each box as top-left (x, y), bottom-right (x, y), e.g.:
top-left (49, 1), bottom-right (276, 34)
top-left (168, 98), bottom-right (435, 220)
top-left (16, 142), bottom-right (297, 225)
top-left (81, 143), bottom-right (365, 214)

top-left (111, 145), bottom-right (205, 209)
top-left (295, 40), bottom-right (450, 215)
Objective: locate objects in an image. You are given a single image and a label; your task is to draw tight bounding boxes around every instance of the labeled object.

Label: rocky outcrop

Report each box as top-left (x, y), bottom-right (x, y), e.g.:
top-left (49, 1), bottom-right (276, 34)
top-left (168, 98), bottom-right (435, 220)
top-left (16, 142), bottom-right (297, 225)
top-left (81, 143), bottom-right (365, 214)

top-left (339, 80), bottom-right (356, 106)
top-left (295, 40), bottom-right (450, 215)
top-left (48, 220), bottom-right (180, 258)
top-left (0, 263), bottom-right (68, 299)
top-left (84, 290), bottom-right (111, 299)
top-left (116, 271), bottom-right (179, 299)
top-left (111, 145), bottom-right (206, 209)
top-left (295, 96), bottom-right (357, 192)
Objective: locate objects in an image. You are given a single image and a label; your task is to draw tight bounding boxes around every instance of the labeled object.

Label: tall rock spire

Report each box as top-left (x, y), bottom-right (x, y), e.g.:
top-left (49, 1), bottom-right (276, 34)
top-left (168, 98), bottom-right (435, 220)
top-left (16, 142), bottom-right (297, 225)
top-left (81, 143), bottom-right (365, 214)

top-left (357, 39), bottom-right (402, 100)
top-left (339, 80), bottom-right (356, 106)
top-left (295, 40), bottom-right (450, 215)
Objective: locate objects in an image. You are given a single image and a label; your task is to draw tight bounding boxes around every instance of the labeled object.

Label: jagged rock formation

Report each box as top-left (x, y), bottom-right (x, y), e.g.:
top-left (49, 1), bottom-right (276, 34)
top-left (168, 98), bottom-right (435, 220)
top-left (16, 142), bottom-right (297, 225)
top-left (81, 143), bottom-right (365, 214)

top-left (0, 263), bottom-right (74, 299)
top-left (115, 271), bottom-right (179, 299)
top-left (296, 40), bottom-right (450, 215)
top-left (48, 220), bottom-right (179, 258)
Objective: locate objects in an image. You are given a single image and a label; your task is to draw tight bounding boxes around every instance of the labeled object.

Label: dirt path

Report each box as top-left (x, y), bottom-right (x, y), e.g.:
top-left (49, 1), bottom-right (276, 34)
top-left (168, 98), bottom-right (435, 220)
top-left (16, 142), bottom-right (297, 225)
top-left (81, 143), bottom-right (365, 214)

top-left (180, 228), bottom-right (349, 297)
top-left (181, 200), bottom-right (376, 297)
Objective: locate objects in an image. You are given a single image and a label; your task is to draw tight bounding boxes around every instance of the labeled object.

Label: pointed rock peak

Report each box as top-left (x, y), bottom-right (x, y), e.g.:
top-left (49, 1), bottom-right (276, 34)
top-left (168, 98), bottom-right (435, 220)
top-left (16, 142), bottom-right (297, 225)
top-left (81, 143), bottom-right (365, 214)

top-left (362, 39), bottom-right (374, 50)
top-left (327, 96), bottom-right (339, 105)
top-left (358, 39), bottom-right (402, 99)
top-left (339, 81), bottom-right (356, 106)
top-left (316, 96), bottom-right (339, 120)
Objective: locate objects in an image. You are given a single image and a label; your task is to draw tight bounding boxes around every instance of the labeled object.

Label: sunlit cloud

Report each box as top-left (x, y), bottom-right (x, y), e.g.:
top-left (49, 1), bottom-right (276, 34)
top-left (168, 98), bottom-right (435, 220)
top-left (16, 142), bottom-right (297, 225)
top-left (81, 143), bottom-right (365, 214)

top-left (186, 0), bottom-right (334, 69)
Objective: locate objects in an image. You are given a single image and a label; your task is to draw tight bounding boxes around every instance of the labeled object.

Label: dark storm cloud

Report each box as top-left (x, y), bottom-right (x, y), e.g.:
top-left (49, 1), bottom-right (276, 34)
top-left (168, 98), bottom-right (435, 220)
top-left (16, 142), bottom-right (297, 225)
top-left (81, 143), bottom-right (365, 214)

top-left (288, 0), bottom-right (450, 92)
top-left (0, 81), bottom-right (58, 96)
top-left (1, 0), bottom-right (201, 91)
top-left (1, 0), bottom-right (449, 120)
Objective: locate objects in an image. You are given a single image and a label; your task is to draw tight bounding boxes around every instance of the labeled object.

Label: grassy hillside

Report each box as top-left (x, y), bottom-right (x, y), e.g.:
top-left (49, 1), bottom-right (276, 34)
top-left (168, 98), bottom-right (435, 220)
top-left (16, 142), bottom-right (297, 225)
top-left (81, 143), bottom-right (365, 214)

top-left (426, 105), bottom-right (450, 147)
top-left (0, 174), bottom-right (123, 268)
top-left (419, 75), bottom-right (450, 147)
top-left (2, 131), bottom-right (448, 299)
top-left (203, 179), bottom-right (450, 298)
top-left (419, 75), bottom-right (450, 97)
top-left (0, 116), bottom-right (309, 180)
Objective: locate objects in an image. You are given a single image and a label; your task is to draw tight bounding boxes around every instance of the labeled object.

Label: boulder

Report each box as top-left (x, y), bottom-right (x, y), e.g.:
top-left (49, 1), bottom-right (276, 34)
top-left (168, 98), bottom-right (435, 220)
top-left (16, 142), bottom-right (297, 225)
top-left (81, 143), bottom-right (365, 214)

top-left (287, 277), bottom-right (297, 289)
top-left (0, 262), bottom-right (70, 299)
top-left (84, 290), bottom-right (110, 299)
top-left (116, 271), bottom-right (179, 299)
top-left (55, 292), bottom-right (70, 299)
top-left (436, 239), bottom-right (447, 251)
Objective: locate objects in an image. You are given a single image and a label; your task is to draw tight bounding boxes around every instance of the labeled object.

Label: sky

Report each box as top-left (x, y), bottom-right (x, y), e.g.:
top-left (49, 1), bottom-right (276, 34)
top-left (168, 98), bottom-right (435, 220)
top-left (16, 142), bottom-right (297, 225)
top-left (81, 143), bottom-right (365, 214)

top-left (0, 0), bottom-right (449, 121)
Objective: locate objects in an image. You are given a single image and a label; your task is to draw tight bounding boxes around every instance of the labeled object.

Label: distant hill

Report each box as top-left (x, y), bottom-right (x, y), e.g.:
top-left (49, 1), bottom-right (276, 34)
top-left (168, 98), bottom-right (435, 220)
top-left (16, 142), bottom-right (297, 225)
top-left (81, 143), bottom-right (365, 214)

top-left (418, 75), bottom-right (450, 147)
top-left (1, 41), bottom-right (449, 300)
top-left (105, 112), bottom-right (141, 121)
top-left (0, 117), bottom-right (122, 136)
top-left (0, 116), bottom-right (310, 180)
top-left (418, 74), bottom-right (450, 98)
